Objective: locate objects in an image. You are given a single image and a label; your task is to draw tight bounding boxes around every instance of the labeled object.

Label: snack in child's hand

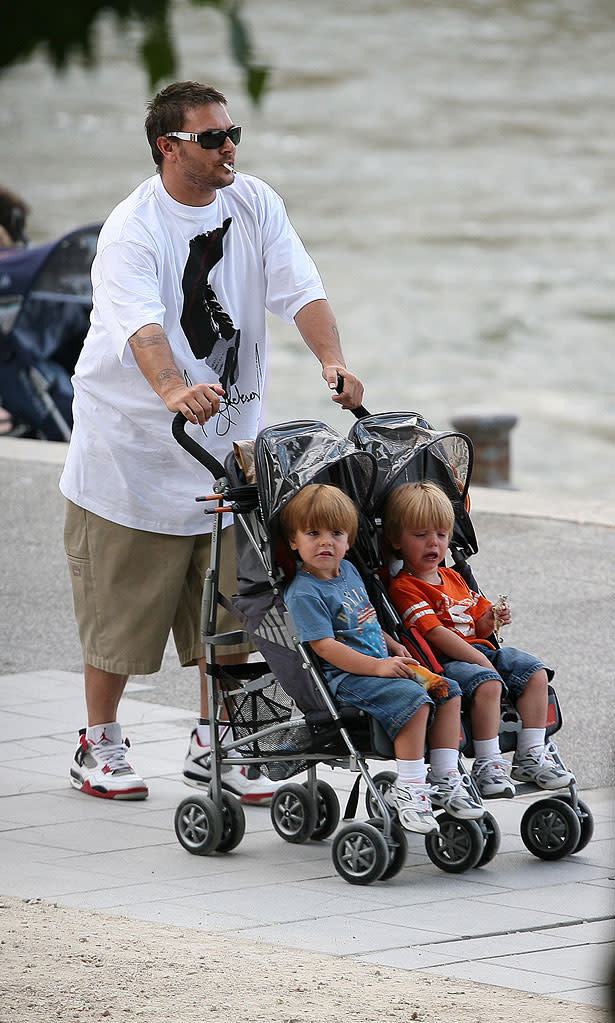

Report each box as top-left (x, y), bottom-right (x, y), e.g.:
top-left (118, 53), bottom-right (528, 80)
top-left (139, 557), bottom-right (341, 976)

top-left (493, 594), bottom-right (508, 643)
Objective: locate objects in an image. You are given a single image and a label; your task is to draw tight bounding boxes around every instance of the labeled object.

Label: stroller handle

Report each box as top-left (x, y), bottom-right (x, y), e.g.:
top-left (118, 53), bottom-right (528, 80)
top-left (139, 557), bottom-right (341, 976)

top-left (171, 412), bottom-right (226, 480)
top-left (335, 373), bottom-right (370, 419)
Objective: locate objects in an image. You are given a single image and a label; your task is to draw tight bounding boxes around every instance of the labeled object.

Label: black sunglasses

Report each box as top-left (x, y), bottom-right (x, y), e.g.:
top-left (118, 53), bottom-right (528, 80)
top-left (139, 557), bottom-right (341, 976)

top-left (165, 126), bottom-right (242, 150)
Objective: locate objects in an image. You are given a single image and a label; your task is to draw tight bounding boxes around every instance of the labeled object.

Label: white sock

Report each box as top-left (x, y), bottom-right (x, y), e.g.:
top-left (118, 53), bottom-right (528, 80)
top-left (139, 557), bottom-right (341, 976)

top-left (397, 758), bottom-right (426, 786)
top-left (196, 722), bottom-right (211, 745)
top-left (196, 723), bottom-right (230, 745)
top-left (86, 722), bottom-right (120, 744)
top-left (429, 748), bottom-right (459, 777)
top-left (196, 722), bottom-right (241, 757)
top-left (473, 737), bottom-right (501, 760)
top-left (517, 727), bottom-right (545, 756)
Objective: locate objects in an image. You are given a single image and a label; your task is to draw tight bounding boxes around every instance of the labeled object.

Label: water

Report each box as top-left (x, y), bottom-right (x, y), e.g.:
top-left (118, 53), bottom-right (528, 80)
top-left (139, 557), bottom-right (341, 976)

top-left (2, 0), bottom-right (614, 498)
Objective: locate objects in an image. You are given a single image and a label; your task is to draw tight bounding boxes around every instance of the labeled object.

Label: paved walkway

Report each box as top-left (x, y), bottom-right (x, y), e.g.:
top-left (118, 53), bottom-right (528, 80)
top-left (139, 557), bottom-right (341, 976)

top-left (1, 669), bottom-right (613, 1010)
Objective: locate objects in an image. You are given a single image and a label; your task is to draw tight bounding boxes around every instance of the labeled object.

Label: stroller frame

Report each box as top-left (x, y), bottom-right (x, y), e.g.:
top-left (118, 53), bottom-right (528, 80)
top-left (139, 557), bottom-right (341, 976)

top-left (172, 414), bottom-right (497, 883)
top-left (172, 409), bottom-right (593, 882)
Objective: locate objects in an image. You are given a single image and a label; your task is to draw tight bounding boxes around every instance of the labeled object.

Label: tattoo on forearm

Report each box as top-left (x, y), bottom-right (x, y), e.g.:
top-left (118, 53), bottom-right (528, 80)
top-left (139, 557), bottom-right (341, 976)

top-left (156, 368), bottom-right (183, 386)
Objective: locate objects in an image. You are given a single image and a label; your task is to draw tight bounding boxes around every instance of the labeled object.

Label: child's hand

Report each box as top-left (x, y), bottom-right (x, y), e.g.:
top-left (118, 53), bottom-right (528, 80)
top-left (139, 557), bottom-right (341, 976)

top-left (375, 656), bottom-right (419, 678)
top-left (386, 638), bottom-right (419, 664)
top-left (492, 596), bottom-right (511, 628)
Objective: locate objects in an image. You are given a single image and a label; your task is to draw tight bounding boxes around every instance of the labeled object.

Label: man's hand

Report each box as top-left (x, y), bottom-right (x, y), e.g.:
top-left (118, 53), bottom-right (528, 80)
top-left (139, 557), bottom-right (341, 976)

top-left (163, 380), bottom-right (225, 425)
top-left (321, 364), bottom-right (365, 410)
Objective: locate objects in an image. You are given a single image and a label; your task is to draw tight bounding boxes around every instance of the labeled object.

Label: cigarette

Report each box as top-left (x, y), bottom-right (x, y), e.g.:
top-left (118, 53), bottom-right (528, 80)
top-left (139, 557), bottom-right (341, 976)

top-left (223, 163), bottom-right (235, 174)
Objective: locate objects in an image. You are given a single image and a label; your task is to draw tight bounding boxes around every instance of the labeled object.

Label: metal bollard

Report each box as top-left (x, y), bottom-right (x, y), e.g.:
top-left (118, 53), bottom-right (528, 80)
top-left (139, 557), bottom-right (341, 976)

top-left (450, 409), bottom-right (518, 488)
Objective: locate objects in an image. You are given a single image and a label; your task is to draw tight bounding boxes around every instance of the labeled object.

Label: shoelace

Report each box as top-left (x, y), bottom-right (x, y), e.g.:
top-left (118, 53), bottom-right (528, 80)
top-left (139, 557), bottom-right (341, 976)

top-left (93, 739), bottom-right (131, 773)
top-left (442, 771), bottom-right (474, 797)
top-left (474, 754), bottom-right (510, 777)
top-left (397, 783), bottom-right (433, 808)
top-left (474, 752), bottom-right (507, 773)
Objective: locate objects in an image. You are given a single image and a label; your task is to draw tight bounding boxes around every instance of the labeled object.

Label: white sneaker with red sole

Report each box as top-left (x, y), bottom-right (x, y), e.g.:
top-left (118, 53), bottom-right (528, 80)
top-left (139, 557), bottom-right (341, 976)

top-left (183, 728), bottom-right (281, 805)
top-left (70, 724), bottom-right (148, 800)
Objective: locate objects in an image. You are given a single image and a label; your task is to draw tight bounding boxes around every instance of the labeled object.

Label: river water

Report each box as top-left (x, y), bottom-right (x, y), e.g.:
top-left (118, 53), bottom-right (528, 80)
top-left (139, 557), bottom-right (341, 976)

top-left (2, 0), bottom-right (614, 498)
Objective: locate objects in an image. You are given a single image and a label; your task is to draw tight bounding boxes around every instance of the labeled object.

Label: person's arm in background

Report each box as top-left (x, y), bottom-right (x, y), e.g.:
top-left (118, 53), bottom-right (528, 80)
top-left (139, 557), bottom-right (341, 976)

top-left (294, 299), bottom-right (364, 410)
top-left (128, 323), bottom-right (224, 425)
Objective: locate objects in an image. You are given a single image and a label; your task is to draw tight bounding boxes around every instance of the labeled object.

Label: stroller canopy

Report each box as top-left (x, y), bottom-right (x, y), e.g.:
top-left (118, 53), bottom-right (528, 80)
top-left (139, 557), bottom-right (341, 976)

top-left (349, 411), bottom-right (478, 558)
top-left (254, 419), bottom-right (378, 530)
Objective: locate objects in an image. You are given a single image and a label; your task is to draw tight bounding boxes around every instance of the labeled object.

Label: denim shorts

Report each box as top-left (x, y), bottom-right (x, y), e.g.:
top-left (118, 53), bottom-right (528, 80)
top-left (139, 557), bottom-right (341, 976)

top-left (439, 645), bottom-right (553, 705)
top-left (331, 672), bottom-right (462, 741)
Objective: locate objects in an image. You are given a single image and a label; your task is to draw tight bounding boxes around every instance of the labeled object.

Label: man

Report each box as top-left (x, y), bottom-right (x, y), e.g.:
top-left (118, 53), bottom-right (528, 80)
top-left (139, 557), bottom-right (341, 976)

top-left (60, 81), bottom-right (364, 803)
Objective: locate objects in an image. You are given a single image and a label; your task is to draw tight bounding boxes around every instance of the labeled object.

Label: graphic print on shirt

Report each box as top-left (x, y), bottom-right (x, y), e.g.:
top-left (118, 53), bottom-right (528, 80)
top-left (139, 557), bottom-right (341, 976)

top-left (183, 342), bottom-right (264, 438)
top-left (335, 586), bottom-right (387, 658)
top-left (180, 218), bottom-right (240, 393)
top-left (438, 593), bottom-right (480, 638)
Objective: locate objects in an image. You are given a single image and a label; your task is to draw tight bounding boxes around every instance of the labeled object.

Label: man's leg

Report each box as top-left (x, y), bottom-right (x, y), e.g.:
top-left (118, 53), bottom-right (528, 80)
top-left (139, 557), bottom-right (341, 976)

top-left (84, 664), bottom-right (128, 725)
top-left (185, 652), bottom-right (281, 804)
top-left (69, 663), bottom-right (148, 800)
top-left (64, 502), bottom-right (192, 800)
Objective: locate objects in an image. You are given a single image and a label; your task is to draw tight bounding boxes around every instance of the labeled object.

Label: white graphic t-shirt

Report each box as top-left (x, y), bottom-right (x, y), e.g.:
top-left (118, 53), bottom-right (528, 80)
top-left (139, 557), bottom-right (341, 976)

top-left (60, 172), bottom-right (326, 534)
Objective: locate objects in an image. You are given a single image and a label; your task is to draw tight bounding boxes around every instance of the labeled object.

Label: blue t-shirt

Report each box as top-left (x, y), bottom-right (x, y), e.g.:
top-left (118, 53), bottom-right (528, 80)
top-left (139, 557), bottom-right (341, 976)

top-left (284, 559), bottom-right (387, 695)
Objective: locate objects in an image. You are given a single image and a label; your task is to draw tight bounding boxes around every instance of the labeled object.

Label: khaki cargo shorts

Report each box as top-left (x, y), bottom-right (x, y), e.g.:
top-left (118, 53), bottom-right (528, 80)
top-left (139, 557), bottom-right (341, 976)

top-left (64, 500), bottom-right (251, 675)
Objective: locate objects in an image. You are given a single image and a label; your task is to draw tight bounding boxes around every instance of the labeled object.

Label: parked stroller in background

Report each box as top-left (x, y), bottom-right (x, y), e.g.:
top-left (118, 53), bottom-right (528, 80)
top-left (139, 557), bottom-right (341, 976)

top-left (348, 411), bottom-right (595, 864)
top-left (0, 223), bottom-right (100, 439)
top-left (172, 413), bottom-right (507, 884)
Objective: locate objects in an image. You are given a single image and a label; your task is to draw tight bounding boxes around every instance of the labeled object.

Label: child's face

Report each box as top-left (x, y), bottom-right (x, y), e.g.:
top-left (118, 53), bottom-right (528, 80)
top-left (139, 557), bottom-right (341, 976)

top-left (397, 521), bottom-right (449, 580)
top-left (289, 525), bottom-right (350, 580)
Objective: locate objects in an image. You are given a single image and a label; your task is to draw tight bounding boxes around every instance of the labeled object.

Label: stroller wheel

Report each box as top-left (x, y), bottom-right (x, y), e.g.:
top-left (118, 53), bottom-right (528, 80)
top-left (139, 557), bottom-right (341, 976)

top-left (474, 810), bottom-right (502, 868)
top-left (331, 822), bottom-right (389, 885)
top-left (270, 783), bottom-right (318, 844)
top-left (174, 793), bottom-right (223, 855)
top-left (366, 816), bottom-right (408, 880)
top-left (553, 794), bottom-right (594, 853)
top-left (424, 812), bottom-right (485, 873)
top-left (304, 780), bottom-right (340, 841)
top-left (520, 797), bottom-right (582, 860)
top-left (216, 792), bottom-right (246, 853)
top-left (364, 770), bottom-right (397, 818)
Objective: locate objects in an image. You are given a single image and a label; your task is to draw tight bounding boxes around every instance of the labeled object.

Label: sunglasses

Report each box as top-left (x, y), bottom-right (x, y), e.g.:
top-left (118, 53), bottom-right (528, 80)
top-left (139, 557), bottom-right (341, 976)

top-left (165, 126), bottom-right (242, 150)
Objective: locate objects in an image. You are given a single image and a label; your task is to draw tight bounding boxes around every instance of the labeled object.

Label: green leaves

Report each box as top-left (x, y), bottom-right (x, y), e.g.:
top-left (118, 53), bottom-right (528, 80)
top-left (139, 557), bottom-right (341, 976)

top-left (1, 0), bottom-right (269, 104)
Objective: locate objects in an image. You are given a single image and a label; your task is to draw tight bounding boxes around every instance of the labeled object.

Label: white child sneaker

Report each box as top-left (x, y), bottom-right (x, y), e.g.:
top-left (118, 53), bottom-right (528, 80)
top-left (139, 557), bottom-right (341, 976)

top-left (183, 728), bottom-right (281, 805)
top-left (385, 782), bottom-right (439, 834)
top-left (428, 769), bottom-right (485, 819)
top-left (511, 742), bottom-right (574, 790)
top-left (69, 725), bottom-right (148, 800)
top-left (471, 755), bottom-right (516, 798)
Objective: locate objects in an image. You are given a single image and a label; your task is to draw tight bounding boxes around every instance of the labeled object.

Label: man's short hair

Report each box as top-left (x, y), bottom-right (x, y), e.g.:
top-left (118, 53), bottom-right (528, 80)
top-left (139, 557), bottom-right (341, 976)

top-left (145, 81), bottom-right (227, 167)
top-left (280, 484), bottom-right (359, 548)
top-left (383, 482), bottom-right (455, 549)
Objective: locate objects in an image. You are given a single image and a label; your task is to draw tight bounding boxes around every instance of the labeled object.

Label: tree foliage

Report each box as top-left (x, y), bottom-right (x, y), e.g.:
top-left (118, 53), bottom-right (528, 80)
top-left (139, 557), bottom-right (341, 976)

top-left (1, 0), bottom-right (269, 104)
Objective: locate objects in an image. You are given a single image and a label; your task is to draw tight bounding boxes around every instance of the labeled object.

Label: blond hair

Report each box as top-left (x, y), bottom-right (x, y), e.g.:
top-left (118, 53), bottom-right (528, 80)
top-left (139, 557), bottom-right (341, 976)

top-left (280, 484), bottom-right (359, 547)
top-left (383, 482), bottom-right (455, 548)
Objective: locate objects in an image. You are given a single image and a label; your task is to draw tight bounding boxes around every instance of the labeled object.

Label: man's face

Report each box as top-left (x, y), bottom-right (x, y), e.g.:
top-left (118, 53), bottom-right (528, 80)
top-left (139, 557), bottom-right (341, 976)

top-left (160, 102), bottom-right (238, 199)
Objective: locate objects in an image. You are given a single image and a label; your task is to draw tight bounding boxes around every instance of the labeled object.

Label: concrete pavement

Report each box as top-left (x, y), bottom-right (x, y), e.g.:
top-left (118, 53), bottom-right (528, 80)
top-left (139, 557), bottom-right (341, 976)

top-left (0, 436), bottom-right (614, 1012)
top-left (0, 668), bottom-right (613, 1011)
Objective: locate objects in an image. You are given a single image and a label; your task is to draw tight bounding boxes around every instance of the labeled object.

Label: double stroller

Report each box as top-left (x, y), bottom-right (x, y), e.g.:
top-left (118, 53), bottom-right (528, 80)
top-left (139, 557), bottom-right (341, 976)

top-left (173, 409), bottom-right (594, 886)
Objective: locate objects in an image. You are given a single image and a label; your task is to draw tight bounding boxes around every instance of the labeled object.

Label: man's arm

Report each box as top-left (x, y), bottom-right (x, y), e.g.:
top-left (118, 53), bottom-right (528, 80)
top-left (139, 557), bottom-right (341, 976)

top-left (294, 299), bottom-right (364, 410)
top-left (128, 324), bottom-right (224, 425)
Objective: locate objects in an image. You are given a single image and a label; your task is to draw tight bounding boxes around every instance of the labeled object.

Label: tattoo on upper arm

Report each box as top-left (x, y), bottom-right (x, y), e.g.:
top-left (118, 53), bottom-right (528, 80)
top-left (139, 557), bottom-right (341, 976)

top-left (128, 328), bottom-right (168, 349)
